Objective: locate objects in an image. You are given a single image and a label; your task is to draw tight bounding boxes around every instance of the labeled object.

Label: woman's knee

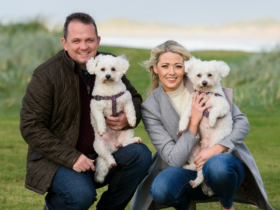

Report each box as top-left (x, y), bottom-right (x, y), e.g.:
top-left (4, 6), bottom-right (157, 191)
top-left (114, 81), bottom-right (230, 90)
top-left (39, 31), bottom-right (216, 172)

top-left (150, 176), bottom-right (172, 205)
top-left (203, 154), bottom-right (245, 186)
top-left (150, 167), bottom-right (190, 205)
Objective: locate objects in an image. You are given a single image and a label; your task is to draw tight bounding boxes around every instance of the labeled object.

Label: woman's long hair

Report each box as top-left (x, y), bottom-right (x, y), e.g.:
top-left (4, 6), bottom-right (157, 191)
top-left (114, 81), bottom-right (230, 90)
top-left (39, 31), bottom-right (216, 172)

top-left (142, 40), bottom-right (192, 96)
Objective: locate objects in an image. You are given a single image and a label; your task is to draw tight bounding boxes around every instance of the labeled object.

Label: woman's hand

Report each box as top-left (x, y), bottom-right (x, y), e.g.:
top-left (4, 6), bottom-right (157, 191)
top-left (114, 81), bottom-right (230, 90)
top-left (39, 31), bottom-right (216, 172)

top-left (194, 145), bottom-right (229, 171)
top-left (188, 91), bottom-right (211, 136)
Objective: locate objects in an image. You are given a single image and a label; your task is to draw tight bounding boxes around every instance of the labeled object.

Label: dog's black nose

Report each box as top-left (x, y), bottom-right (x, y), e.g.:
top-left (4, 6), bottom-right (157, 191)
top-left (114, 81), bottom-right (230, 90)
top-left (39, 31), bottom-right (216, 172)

top-left (106, 74), bottom-right (111, 79)
top-left (202, 81), bottom-right (207, 87)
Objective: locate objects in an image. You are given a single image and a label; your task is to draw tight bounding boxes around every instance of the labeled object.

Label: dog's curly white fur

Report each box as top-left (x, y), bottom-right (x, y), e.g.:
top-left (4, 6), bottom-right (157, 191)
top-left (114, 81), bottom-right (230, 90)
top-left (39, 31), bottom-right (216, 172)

top-left (87, 54), bottom-right (142, 183)
top-left (178, 57), bottom-right (233, 196)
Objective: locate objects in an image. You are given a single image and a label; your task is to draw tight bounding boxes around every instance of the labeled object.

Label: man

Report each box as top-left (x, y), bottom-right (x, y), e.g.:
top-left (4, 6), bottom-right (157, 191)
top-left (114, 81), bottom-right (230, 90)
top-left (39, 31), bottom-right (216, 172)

top-left (20, 13), bottom-right (151, 210)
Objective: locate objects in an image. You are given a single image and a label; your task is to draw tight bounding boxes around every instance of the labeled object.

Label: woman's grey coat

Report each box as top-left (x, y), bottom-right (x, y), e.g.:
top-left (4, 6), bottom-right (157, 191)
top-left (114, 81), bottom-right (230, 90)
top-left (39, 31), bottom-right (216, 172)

top-left (131, 77), bottom-right (274, 210)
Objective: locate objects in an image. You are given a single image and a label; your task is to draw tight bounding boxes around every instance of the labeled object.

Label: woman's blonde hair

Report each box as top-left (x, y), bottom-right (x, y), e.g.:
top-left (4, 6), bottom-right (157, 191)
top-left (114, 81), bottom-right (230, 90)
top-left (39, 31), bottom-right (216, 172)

top-left (142, 40), bottom-right (192, 96)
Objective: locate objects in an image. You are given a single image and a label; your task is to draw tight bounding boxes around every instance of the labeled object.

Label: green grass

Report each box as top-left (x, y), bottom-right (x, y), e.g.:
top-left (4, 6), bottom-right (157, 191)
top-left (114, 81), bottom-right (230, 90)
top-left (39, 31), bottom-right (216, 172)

top-left (1, 109), bottom-right (279, 209)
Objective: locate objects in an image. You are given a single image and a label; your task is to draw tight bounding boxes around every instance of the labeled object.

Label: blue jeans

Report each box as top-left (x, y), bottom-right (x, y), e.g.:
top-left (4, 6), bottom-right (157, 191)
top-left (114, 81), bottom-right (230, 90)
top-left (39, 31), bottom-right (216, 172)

top-left (150, 154), bottom-right (245, 210)
top-left (45, 144), bottom-right (151, 210)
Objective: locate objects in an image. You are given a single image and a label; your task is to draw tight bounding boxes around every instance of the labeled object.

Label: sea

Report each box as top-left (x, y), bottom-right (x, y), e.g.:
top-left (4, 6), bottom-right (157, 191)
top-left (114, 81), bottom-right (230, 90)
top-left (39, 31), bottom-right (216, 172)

top-left (100, 36), bottom-right (280, 52)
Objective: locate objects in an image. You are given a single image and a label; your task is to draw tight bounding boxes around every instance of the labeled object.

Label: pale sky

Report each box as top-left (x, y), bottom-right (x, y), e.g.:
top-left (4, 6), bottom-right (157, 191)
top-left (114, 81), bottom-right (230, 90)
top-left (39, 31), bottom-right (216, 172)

top-left (1, 0), bottom-right (280, 26)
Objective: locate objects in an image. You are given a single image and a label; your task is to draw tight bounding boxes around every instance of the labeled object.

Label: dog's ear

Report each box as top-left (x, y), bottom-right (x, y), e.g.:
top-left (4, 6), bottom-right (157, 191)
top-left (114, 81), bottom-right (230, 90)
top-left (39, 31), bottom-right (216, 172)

top-left (117, 55), bottom-right (130, 74)
top-left (86, 55), bottom-right (102, 74)
top-left (86, 57), bottom-right (98, 75)
top-left (184, 56), bottom-right (197, 73)
top-left (215, 61), bottom-right (230, 78)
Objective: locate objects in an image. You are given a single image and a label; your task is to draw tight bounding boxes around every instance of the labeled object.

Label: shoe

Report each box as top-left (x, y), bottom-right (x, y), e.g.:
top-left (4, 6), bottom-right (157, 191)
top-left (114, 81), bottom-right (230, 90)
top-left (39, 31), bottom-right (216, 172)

top-left (43, 204), bottom-right (49, 210)
top-left (188, 200), bottom-right (196, 210)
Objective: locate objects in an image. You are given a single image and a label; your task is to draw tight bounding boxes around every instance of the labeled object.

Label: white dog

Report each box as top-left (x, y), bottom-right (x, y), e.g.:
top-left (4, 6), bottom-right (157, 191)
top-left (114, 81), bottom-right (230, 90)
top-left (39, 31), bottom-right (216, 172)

top-left (86, 54), bottom-right (142, 183)
top-left (178, 57), bottom-right (233, 196)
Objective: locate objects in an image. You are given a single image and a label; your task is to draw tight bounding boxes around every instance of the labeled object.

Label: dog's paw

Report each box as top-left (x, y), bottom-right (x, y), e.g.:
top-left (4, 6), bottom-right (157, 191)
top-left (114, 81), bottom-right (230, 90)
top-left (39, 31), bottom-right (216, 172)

top-left (134, 137), bottom-right (142, 144)
top-left (177, 131), bottom-right (182, 137)
top-left (178, 123), bottom-right (188, 133)
top-left (189, 180), bottom-right (198, 188)
top-left (129, 123), bottom-right (136, 128)
top-left (208, 118), bottom-right (216, 128)
top-left (109, 162), bottom-right (117, 168)
top-left (98, 131), bottom-right (105, 137)
top-left (114, 143), bottom-right (122, 149)
top-left (97, 128), bottom-right (106, 136)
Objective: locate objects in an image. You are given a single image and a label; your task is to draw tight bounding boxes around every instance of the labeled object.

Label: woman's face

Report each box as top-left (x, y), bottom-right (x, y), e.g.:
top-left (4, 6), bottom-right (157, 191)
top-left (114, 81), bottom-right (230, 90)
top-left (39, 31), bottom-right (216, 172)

top-left (153, 52), bottom-right (185, 92)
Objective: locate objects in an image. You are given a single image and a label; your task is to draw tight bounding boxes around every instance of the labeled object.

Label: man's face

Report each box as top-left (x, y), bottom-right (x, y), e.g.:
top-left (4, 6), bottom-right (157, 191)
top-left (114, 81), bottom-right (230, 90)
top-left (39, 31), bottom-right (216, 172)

top-left (61, 21), bottom-right (101, 69)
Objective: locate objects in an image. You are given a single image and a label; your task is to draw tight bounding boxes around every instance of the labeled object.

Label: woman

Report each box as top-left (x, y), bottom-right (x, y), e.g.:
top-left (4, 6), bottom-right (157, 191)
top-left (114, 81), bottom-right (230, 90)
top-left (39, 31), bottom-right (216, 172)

top-left (131, 40), bottom-right (274, 210)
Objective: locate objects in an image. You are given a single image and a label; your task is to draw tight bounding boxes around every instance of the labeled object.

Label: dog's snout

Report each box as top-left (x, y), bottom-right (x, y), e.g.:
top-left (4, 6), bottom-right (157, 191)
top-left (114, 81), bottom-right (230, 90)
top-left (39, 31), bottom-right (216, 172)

top-left (106, 74), bottom-right (111, 79)
top-left (202, 81), bottom-right (208, 87)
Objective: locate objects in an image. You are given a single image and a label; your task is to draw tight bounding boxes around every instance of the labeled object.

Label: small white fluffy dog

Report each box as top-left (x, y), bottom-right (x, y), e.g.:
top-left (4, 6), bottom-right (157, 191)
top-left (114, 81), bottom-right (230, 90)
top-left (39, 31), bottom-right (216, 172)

top-left (178, 57), bottom-right (233, 196)
top-left (86, 54), bottom-right (142, 183)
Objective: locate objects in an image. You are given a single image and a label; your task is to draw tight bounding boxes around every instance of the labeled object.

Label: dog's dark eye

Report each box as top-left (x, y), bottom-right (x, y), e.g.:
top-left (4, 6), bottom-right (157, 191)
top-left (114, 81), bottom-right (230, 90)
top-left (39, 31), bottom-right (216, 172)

top-left (208, 74), bottom-right (212, 77)
top-left (197, 74), bottom-right (201, 77)
top-left (101, 68), bottom-right (105, 71)
top-left (111, 67), bottom-right (116, 71)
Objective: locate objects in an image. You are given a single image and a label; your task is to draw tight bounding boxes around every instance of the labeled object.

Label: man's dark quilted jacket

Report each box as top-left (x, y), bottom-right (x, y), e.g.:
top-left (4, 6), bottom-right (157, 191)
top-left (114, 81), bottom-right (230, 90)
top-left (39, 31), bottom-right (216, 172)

top-left (20, 50), bottom-right (142, 194)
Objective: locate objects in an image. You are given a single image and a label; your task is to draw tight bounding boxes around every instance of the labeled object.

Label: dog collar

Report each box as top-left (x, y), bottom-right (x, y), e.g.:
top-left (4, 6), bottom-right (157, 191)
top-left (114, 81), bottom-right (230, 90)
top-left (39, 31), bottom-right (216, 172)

top-left (195, 90), bottom-right (225, 119)
top-left (92, 92), bottom-right (125, 117)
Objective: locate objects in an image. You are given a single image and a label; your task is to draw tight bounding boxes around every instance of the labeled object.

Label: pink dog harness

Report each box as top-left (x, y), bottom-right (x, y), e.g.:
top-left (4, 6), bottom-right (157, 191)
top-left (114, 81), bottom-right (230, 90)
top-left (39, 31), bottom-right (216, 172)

top-left (92, 92), bottom-right (125, 117)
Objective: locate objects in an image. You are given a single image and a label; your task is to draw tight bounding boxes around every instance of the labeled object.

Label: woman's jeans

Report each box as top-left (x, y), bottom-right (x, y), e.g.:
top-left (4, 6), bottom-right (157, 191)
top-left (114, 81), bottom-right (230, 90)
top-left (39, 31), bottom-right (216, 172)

top-left (150, 154), bottom-right (245, 209)
top-left (45, 144), bottom-right (151, 210)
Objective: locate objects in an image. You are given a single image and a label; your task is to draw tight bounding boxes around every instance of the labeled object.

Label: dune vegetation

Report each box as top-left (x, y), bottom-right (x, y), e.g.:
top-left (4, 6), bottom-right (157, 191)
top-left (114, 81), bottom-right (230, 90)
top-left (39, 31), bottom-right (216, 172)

top-left (0, 21), bottom-right (279, 210)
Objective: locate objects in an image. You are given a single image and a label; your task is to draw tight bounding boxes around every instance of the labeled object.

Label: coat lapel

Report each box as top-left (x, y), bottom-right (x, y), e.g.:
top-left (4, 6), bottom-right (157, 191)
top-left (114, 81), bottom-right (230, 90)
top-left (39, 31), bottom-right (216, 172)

top-left (157, 83), bottom-right (181, 142)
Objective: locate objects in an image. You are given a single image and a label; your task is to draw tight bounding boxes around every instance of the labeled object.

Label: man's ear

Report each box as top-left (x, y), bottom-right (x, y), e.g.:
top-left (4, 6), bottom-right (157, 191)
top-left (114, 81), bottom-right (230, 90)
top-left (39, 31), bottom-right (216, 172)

top-left (86, 57), bottom-right (98, 75)
top-left (97, 36), bottom-right (101, 49)
top-left (61, 38), bottom-right (67, 51)
top-left (117, 55), bottom-right (130, 74)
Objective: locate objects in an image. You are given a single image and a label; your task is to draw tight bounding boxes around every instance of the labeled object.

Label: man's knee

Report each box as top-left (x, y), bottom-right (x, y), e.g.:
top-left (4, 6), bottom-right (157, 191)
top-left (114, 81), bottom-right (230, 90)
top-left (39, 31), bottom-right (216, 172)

top-left (48, 167), bottom-right (97, 210)
top-left (133, 143), bottom-right (152, 166)
top-left (115, 143), bottom-right (152, 169)
top-left (64, 186), bottom-right (97, 210)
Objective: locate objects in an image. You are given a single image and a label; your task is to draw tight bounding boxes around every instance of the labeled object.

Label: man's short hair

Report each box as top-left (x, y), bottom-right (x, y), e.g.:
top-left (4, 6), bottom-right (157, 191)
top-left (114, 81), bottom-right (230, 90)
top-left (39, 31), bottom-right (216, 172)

top-left (63, 12), bottom-right (98, 40)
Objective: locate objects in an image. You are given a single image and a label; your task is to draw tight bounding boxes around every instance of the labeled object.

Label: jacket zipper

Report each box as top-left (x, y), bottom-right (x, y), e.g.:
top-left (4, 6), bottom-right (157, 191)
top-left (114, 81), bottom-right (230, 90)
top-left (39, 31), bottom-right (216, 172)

top-left (87, 85), bottom-right (90, 94)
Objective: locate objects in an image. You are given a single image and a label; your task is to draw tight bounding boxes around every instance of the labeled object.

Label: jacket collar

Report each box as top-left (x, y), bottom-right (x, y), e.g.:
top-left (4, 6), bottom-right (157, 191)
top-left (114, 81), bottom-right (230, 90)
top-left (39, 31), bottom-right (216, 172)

top-left (62, 50), bottom-right (75, 71)
top-left (156, 76), bottom-right (192, 141)
top-left (62, 50), bottom-right (102, 74)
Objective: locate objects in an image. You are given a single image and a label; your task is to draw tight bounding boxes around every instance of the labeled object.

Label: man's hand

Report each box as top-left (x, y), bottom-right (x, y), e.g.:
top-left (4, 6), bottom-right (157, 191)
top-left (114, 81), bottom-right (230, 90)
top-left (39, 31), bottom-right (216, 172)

top-left (73, 154), bottom-right (95, 172)
top-left (106, 107), bottom-right (129, 130)
top-left (194, 145), bottom-right (229, 171)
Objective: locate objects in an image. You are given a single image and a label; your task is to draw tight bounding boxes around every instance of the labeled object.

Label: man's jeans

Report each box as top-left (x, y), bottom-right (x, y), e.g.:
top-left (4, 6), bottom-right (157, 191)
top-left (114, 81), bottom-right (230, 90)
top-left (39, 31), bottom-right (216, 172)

top-left (45, 144), bottom-right (151, 210)
top-left (150, 154), bottom-right (245, 210)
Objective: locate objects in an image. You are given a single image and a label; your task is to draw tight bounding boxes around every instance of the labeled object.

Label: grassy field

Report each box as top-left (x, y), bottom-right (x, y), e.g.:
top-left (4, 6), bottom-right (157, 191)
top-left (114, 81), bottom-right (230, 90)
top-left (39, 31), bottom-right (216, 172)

top-left (0, 21), bottom-right (279, 210)
top-left (1, 108), bottom-right (279, 210)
